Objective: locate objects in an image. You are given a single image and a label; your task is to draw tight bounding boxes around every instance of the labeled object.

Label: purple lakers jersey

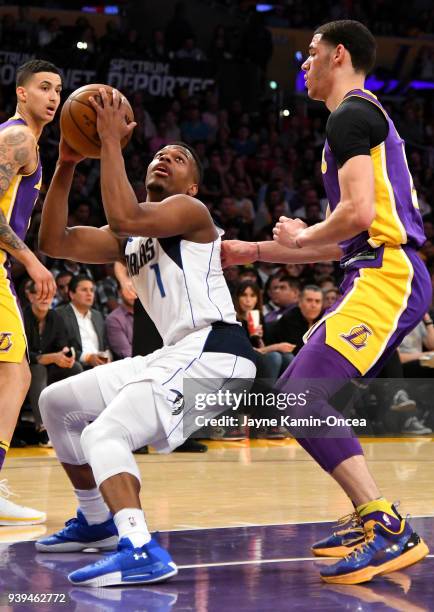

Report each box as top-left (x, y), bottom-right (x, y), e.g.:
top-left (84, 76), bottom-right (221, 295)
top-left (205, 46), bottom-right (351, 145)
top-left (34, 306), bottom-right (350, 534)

top-left (322, 89), bottom-right (425, 258)
top-left (0, 116), bottom-right (42, 264)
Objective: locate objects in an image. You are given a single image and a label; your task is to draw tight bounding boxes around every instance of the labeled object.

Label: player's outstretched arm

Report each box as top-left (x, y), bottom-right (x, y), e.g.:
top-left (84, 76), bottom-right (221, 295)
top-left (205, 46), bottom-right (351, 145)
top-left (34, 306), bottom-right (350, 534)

top-left (39, 139), bottom-right (124, 264)
top-left (221, 239), bottom-right (342, 268)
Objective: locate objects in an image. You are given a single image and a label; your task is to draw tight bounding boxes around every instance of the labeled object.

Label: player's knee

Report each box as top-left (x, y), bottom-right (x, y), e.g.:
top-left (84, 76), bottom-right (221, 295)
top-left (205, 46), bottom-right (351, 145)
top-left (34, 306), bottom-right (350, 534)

top-left (39, 381), bottom-right (63, 423)
top-left (80, 419), bottom-right (122, 458)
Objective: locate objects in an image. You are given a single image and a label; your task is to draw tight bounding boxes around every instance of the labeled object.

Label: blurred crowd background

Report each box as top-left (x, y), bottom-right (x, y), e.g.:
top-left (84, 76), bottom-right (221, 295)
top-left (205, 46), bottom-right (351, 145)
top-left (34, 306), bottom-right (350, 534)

top-left (1, 0), bottom-right (434, 444)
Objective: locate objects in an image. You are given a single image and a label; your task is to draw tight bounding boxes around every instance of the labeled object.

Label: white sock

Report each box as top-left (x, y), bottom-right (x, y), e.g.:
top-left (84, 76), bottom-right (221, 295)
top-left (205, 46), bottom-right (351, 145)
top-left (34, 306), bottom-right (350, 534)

top-left (74, 488), bottom-right (111, 525)
top-left (114, 507), bottom-right (151, 548)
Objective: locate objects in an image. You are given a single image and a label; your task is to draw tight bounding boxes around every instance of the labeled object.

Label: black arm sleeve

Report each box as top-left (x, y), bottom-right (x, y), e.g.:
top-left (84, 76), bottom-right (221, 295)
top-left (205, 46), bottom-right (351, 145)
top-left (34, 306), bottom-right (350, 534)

top-left (326, 97), bottom-right (389, 168)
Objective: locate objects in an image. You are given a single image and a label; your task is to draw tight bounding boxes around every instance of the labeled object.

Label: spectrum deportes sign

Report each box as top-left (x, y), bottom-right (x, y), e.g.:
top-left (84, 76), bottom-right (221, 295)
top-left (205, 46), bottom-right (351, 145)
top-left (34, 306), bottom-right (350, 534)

top-left (0, 51), bottom-right (215, 97)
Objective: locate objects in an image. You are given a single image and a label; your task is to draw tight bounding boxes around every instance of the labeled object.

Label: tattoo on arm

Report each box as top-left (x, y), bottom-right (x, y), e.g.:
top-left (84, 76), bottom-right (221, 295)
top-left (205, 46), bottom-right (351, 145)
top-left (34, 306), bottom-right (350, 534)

top-left (0, 208), bottom-right (27, 251)
top-left (0, 128), bottom-right (33, 253)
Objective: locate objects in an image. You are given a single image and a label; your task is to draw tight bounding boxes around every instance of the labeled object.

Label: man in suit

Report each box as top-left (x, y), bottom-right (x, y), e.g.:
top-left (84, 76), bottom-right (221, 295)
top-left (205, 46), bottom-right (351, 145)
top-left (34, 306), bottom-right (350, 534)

top-left (57, 274), bottom-right (111, 369)
top-left (24, 280), bottom-right (83, 445)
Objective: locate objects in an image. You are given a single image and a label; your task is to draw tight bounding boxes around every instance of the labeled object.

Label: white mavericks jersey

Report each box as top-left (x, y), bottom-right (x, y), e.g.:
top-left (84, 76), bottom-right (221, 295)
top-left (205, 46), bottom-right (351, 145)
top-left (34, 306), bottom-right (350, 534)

top-left (124, 229), bottom-right (239, 345)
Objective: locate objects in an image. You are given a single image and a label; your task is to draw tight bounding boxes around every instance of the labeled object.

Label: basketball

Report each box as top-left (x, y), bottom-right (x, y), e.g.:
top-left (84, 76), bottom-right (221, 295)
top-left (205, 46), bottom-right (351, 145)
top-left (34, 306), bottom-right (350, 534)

top-left (60, 83), bottom-right (134, 159)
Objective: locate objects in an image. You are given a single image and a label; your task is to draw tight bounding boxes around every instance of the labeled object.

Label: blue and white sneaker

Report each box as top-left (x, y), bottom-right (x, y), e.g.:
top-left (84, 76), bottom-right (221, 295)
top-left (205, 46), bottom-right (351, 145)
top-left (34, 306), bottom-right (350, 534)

top-left (35, 510), bottom-right (118, 552)
top-left (68, 537), bottom-right (178, 587)
top-left (320, 518), bottom-right (429, 584)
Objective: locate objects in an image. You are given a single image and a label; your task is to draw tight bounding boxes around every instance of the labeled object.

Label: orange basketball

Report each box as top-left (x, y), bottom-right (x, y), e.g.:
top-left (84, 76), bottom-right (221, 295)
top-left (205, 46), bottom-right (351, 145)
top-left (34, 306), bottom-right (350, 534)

top-left (60, 83), bottom-right (134, 159)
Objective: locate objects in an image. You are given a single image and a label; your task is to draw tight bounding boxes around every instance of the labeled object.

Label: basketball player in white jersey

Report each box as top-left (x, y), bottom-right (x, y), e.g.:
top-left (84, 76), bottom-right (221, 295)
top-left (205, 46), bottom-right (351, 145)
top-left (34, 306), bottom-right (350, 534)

top-left (35, 89), bottom-right (256, 586)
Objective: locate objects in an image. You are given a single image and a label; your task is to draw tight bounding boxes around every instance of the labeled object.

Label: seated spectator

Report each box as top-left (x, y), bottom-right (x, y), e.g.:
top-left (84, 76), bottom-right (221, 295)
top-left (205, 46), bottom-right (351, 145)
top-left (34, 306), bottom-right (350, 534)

top-left (234, 281), bottom-right (294, 381)
top-left (399, 313), bottom-right (434, 378)
top-left (57, 275), bottom-right (111, 369)
top-left (233, 180), bottom-right (255, 225)
top-left (106, 288), bottom-right (135, 359)
top-left (263, 273), bottom-right (282, 317)
top-left (95, 263), bottom-right (120, 316)
top-left (323, 287), bottom-right (339, 310)
top-left (213, 197), bottom-right (251, 240)
top-left (23, 281), bottom-right (83, 446)
top-left (50, 259), bottom-right (93, 281)
top-left (148, 28), bottom-right (168, 61)
top-left (200, 150), bottom-right (229, 202)
top-left (266, 285), bottom-right (323, 355)
top-left (181, 106), bottom-right (211, 144)
top-left (264, 276), bottom-right (300, 322)
top-left (175, 36), bottom-right (206, 61)
top-left (53, 271), bottom-right (72, 308)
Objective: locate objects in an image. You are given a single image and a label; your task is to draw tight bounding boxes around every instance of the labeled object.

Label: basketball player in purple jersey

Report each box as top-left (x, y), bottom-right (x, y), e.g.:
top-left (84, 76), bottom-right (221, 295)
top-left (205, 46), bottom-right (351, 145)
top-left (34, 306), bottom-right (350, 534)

top-left (222, 20), bottom-right (430, 584)
top-left (0, 60), bottom-right (60, 524)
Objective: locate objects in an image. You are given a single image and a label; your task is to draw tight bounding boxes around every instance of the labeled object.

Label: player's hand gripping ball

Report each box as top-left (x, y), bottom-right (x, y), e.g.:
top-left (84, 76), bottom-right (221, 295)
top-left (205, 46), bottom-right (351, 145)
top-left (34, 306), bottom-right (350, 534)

top-left (60, 84), bottom-right (135, 159)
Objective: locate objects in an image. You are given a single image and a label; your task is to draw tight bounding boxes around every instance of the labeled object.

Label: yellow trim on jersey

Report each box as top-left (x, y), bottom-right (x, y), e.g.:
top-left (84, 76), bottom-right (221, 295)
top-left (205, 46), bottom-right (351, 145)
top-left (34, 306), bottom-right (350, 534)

top-left (304, 247), bottom-right (413, 375)
top-left (0, 264), bottom-right (27, 363)
top-left (367, 143), bottom-right (407, 248)
top-left (1, 175), bottom-right (22, 222)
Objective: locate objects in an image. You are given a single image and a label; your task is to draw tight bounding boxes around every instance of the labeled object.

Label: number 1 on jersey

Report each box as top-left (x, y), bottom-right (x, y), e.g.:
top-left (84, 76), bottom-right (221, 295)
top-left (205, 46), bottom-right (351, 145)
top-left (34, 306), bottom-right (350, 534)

top-left (150, 263), bottom-right (166, 297)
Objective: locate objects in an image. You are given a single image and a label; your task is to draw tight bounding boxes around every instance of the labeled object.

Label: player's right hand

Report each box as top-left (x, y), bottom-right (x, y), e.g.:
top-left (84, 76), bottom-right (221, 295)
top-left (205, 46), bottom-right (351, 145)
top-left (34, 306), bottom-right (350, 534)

top-left (26, 258), bottom-right (56, 302)
top-left (221, 240), bottom-right (256, 268)
top-left (59, 136), bottom-right (85, 164)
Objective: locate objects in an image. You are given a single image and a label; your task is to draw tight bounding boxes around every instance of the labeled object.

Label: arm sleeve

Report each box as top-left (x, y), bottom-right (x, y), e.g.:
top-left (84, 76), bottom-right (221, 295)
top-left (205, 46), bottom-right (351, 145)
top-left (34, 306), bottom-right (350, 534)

top-left (326, 98), bottom-right (389, 168)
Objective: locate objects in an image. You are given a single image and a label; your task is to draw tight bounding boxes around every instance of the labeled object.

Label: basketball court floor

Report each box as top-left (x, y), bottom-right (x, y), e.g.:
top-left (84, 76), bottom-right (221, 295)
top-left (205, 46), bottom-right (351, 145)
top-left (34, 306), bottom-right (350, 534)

top-left (2, 437), bottom-right (433, 610)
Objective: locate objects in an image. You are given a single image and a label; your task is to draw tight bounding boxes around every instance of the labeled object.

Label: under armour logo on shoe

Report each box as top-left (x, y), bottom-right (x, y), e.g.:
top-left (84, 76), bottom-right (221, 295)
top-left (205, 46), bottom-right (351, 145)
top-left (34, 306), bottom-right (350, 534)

top-left (382, 513), bottom-right (391, 526)
top-left (129, 517), bottom-right (137, 527)
top-left (134, 552), bottom-right (148, 561)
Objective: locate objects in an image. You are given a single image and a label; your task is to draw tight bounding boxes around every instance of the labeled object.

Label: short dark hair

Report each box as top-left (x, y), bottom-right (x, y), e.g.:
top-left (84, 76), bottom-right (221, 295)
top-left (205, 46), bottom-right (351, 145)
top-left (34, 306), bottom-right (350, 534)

top-left (279, 275), bottom-right (301, 291)
top-left (68, 274), bottom-right (94, 294)
top-left (16, 59), bottom-right (62, 87)
top-left (314, 20), bottom-right (376, 74)
top-left (301, 284), bottom-right (323, 298)
top-left (157, 141), bottom-right (203, 185)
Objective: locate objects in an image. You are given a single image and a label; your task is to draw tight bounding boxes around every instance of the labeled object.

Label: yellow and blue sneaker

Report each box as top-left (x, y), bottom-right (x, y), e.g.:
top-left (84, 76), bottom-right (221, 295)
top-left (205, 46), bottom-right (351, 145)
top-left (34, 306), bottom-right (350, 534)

top-left (68, 536), bottom-right (178, 587)
top-left (311, 511), bottom-right (365, 557)
top-left (320, 518), bottom-right (429, 584)
top-left (35, 510), bottom-right (118, 552)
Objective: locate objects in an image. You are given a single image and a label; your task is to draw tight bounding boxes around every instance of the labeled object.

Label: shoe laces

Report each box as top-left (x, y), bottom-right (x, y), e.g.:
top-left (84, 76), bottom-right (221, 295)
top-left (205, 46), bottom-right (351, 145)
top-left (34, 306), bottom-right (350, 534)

top-left (344, 523), bottom-right (375, 561)
top-left (333, 511), bottom-right (363, 536)
top-left (0, 479), bottom-right (18, 499)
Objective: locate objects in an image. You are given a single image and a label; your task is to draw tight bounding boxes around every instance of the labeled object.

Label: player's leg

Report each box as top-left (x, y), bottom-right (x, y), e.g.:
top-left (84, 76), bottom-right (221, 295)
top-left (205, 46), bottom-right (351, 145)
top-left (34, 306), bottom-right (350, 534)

top-left (0, 290), bottom-right (48, 525)
top-left (35, 367), bottom-right (120, 552)
top-left (68, 378), bottom-right (177, 586)
top-left (68, 328), bottom-right (256, 586)
top-left (281, 322), bottom-right (428, 584)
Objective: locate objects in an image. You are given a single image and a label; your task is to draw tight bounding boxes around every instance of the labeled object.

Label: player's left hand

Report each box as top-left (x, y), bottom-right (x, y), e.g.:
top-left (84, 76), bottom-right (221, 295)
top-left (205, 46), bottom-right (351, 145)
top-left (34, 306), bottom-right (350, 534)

top-left (89, 88), bottom-right (137, 143)
top-left (273, 217), bottom-right (307, 249)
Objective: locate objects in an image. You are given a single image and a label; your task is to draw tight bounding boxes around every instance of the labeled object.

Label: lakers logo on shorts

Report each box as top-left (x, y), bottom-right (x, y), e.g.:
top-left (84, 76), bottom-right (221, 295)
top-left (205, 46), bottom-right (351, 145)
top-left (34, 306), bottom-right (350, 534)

top-left (340, 324), bottom-right (372, 351)
top-left (0, 332), bottom-right (13, 352)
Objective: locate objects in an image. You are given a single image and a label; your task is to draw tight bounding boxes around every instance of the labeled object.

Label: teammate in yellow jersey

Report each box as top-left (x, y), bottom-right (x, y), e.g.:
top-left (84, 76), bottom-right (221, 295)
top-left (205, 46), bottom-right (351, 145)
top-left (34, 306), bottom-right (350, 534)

top-left (0, 60), bottom-right (61, 525)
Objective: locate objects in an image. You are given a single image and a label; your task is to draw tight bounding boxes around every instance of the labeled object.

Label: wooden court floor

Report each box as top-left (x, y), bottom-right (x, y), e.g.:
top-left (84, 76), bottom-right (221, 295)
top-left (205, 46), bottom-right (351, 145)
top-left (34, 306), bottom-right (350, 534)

top-left (2, 437), bottom-right (434, 540)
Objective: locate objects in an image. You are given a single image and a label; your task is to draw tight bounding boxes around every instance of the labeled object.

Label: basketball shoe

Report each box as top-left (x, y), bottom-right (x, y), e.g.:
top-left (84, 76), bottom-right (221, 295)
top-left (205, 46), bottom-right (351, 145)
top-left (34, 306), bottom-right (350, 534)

top-left (0, 479), bottom-right (46, 526)
top-left (35, 509), bottom-right (117, 552)
top-left (68, 536), bottom-right (178, 586)
top-left (311, 511), bottom-right (365, 557)
top-left (319, 517), bottom-right (429, 584)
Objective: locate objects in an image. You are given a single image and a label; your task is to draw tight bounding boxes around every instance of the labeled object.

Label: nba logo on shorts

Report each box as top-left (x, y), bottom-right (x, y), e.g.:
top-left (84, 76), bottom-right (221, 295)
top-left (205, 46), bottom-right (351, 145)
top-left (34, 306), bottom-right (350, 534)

top-left (340, 324), bottom-right (372, 351)
top-left (0, 332), bottom-right (13, 352)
